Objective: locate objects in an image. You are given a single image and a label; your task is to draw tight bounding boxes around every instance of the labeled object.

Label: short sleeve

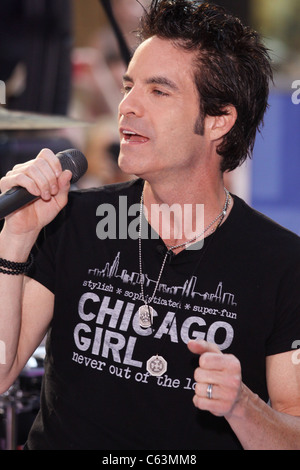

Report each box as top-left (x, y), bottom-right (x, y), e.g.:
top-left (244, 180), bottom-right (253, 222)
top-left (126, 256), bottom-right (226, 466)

top-left (266, 252), bottom-right (300, 356)
top-left (26, 211), bottom-right (65, 293)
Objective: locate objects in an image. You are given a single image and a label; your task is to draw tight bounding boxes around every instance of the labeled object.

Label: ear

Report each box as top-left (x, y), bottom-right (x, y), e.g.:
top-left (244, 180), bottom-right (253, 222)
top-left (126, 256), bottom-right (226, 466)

top-left (205, 105), bottom-right (237, 142)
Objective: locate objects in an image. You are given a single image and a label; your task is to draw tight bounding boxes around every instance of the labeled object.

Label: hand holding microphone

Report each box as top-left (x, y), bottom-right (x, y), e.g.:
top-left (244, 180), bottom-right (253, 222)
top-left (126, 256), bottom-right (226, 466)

top-left (0, 148), bottom-right (87, 235)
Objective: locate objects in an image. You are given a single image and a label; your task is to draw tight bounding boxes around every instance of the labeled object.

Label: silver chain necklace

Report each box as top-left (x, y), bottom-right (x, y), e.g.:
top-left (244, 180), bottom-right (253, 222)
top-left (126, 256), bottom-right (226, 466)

top-left (165, 189), bottom-right (231, 251)
top-left (138, 188), bottom-right (231, 376)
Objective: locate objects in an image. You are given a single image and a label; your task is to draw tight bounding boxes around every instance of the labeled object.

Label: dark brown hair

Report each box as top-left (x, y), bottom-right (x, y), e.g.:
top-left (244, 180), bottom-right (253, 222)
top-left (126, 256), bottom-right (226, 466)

top-left (138, 0), bottom-right (273, 172)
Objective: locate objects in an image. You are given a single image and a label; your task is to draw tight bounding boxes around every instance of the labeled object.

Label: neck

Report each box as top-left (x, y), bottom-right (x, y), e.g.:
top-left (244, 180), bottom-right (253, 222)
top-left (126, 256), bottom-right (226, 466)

top-left (143, 175), bottom-right (225, 204)
top-left (142, 177), bottom-right (232, 251)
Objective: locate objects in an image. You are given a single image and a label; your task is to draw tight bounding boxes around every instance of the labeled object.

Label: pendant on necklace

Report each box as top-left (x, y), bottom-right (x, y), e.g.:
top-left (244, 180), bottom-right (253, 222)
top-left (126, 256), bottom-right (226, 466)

top-left (146, 355), bottom-right (168, 377)
top-left (138, 304), bottom-right (154, 328)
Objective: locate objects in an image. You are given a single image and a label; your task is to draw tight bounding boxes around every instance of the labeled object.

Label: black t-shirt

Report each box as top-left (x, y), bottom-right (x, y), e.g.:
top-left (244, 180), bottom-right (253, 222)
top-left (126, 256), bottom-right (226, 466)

top-left (26, 178), bottom-right (300, 450)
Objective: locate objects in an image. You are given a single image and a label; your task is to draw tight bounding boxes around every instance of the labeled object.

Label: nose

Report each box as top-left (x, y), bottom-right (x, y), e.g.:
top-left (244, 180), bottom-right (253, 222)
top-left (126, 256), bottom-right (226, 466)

top-left (119, 87), bottom-right (144, 117)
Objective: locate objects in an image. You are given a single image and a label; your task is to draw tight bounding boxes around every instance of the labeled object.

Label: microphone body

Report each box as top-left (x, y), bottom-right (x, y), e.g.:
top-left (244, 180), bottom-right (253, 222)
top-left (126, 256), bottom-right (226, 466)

top-left (0, 149), bottom-right (87, 220)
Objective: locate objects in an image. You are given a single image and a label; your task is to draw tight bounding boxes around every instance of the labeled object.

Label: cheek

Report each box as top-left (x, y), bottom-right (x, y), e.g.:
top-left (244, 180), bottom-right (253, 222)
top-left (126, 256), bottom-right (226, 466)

top-left (158, 119), bottom-right (196, 153)
top-left (148, 104), bottom-right (202, 161)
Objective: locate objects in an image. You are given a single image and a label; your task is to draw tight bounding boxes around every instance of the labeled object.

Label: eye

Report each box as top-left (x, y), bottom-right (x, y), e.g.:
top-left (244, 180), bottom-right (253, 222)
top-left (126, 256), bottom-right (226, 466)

top-left (153, 89), bottom-right (169, 97)
top-left (121, 85), bottom-right (132, 95)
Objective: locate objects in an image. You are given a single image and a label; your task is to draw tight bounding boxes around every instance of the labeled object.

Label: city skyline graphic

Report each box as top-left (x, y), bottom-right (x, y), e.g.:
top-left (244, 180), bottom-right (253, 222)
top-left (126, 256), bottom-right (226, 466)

top-left (88, 252), bottom-right (237, 307)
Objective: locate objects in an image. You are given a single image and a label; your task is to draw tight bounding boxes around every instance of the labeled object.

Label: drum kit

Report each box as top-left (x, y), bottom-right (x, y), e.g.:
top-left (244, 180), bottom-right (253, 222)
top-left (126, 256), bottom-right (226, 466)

top-left (0, 107), bottom-right (89, 131)
top-left (0, 346), bottom-right (45, 450)
top-left (0, 106), bottom-right (89, 450)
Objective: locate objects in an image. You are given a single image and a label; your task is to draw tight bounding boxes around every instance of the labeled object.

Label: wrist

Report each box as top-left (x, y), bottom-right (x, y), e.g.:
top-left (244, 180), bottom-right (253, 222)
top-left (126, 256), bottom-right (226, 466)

top-left (0, 225), bottom-right (38, 262)
top-left (0, 253), bottom-right (34, 275)
top-left (226, 383), bottom-right (262, 426)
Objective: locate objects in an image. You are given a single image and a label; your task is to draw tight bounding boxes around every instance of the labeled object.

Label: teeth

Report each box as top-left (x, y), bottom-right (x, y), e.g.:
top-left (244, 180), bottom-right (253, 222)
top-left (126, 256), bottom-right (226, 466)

top-left (123, 130), bottom-right (137, 135)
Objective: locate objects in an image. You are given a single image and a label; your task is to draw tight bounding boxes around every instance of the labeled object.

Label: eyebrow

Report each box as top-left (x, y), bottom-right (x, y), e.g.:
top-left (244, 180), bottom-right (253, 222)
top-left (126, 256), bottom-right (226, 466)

top-left (122, 74), bottom-right (179, 92)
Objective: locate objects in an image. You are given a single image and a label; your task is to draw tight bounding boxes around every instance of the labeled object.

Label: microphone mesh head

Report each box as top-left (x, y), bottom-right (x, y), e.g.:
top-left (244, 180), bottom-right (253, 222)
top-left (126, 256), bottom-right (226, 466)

top-left (57, 149), bottom-right (88, 184)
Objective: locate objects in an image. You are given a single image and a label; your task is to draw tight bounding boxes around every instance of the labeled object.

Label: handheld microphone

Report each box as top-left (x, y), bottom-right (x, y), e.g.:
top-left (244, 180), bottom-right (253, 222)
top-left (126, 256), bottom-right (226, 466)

top-left (0, 149), bottom-right (88, 220)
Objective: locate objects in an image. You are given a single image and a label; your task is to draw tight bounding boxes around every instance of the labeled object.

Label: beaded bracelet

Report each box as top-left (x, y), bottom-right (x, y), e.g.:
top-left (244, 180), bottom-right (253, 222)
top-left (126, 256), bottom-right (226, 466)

top-left (0, 253), bottom-right (34, 275)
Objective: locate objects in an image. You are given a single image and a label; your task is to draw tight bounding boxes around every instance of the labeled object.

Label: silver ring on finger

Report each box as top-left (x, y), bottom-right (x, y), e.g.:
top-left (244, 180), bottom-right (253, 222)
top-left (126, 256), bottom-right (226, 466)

top-left (207, 383), bottom-right (213, 400)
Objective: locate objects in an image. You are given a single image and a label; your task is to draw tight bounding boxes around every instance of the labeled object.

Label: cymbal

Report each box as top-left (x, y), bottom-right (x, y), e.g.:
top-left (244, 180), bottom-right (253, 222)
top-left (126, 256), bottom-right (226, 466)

top-left (0, 107), bottom-right (90, 130)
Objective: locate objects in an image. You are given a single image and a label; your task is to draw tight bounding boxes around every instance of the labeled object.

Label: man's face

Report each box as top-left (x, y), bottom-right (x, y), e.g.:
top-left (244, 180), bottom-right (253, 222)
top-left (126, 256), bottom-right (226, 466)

top-left (118, 36), bottom-right (209, 182)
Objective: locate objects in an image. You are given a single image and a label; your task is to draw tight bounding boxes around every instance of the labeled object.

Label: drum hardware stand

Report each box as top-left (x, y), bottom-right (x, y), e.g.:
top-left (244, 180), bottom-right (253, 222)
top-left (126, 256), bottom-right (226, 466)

top-left (0, 382), bottom-right (20, 450)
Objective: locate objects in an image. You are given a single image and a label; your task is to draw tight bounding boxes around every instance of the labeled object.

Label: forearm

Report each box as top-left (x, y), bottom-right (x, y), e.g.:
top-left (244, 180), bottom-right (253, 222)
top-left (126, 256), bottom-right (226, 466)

top-left (0, 227), bottom-right (38, 392)
top-left (227, 384), bottom-right (300, 450)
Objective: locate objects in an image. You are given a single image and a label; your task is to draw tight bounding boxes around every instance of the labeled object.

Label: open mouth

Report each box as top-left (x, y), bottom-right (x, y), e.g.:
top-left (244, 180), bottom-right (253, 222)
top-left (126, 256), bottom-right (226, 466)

top-left (122, 130), bottom-right (149, 143)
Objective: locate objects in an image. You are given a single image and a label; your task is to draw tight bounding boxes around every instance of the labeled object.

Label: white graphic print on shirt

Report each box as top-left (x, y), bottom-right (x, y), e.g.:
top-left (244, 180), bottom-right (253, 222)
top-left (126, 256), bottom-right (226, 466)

top-left (71, 251), bottom-right (237, 390)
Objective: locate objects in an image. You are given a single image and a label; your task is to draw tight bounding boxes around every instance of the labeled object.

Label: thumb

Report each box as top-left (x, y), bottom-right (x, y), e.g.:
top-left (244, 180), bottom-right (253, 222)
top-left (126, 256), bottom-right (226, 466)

top-left (187, 339), bottom-right (222, 356)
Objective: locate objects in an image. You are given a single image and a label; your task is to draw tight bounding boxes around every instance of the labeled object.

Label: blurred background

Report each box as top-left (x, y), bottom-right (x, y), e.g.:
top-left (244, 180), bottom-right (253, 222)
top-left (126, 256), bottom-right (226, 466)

top-left (0, 0), bottom-right (299, 448)
top-left (0, 0), bottom-right (300, 229)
